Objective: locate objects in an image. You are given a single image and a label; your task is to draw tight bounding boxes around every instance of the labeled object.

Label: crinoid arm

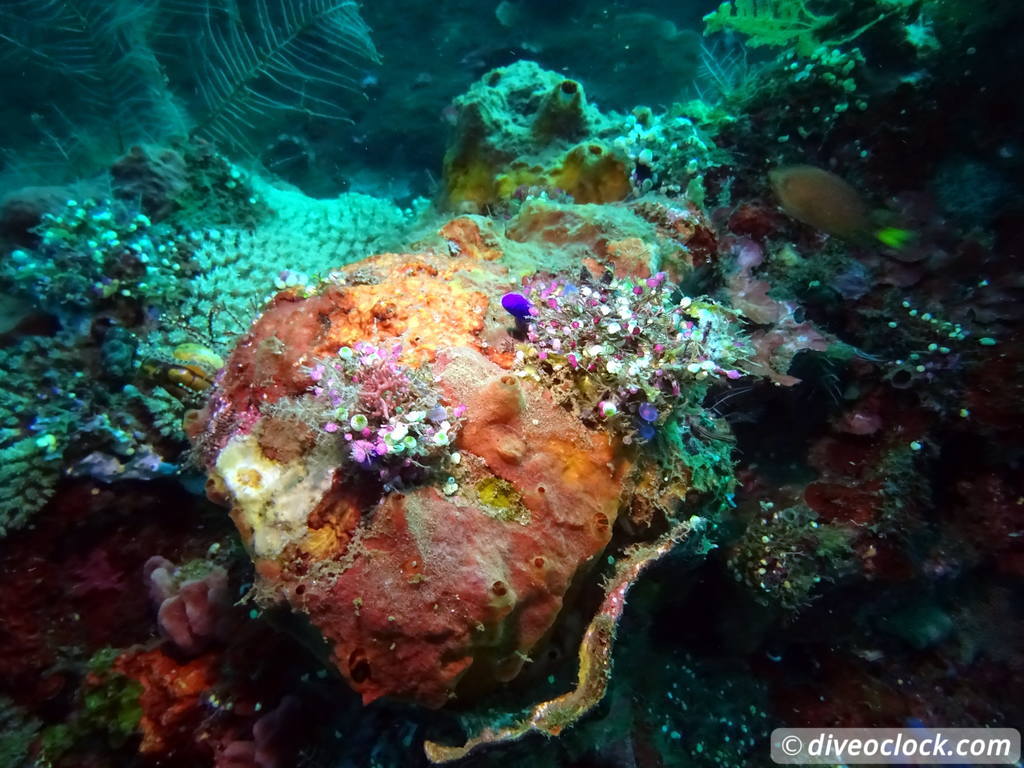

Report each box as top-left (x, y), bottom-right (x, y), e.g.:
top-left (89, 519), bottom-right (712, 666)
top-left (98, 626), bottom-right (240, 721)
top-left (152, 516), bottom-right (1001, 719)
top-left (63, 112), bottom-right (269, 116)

top-left (424, 516), bottom-right (708, 764)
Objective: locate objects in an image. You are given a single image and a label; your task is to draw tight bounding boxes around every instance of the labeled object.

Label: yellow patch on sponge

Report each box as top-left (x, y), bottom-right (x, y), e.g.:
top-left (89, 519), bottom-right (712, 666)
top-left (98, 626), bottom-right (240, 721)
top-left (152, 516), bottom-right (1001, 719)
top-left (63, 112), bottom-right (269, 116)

top-left (446, 141), bottom-right (631, 212)
top-left (493, 142), bottom-right (631, 206)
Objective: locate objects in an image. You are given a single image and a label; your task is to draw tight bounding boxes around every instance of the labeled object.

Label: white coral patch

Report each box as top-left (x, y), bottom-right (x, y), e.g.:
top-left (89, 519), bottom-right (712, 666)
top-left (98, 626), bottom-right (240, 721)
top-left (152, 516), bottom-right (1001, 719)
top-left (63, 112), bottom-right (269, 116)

top-left (215, 433), bottom-right (335, 558)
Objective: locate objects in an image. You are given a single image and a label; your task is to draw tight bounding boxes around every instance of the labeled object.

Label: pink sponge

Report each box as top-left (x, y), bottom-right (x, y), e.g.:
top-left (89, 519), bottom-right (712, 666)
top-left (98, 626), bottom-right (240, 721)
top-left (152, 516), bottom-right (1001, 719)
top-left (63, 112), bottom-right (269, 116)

top-left (144, 555), bottom-right (230, 655)
top-left (215, 696), bottom-right (304, 768)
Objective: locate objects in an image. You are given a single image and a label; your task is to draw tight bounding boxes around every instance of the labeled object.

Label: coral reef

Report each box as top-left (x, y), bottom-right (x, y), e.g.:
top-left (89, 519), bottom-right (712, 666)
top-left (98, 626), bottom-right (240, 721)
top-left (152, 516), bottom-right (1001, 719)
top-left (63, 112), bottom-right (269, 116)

top-left (440, 60), bottom-right (727, 213)
top-left (0, 141), bottom-right (416, 536)
top-left (1, 3), bottom-right (1022, 767)
top-left (509, 271), bottom-right (748, 442)
top-left (186, 235), bottom-right (734, 717)
top-left (158, 180), bottom-right (415, 349)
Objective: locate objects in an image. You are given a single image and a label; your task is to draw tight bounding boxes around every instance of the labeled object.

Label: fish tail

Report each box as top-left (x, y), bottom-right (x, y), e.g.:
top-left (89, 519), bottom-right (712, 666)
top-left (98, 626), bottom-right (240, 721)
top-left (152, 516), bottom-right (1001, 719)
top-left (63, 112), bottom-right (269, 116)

top-left (875, 227), bottom-right (914, 249)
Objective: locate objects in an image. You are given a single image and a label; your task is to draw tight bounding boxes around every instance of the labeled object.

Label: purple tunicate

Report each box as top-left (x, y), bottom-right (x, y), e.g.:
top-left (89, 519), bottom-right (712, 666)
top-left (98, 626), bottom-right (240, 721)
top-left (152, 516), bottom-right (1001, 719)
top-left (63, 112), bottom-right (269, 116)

top-left (646, 273), bottom-right (666, 289)
top-left (501, 292), bottom-right (533, 319)
top-left (638, 402), bottom-right (659, 422)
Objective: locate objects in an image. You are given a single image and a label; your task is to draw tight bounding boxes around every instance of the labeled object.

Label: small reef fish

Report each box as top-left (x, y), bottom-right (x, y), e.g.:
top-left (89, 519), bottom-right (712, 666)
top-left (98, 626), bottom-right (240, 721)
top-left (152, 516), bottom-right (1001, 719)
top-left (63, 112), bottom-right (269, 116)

top-left (140, 343), bottom-right (225, 400)
top-left (769, 164), bottom-right (913, 248)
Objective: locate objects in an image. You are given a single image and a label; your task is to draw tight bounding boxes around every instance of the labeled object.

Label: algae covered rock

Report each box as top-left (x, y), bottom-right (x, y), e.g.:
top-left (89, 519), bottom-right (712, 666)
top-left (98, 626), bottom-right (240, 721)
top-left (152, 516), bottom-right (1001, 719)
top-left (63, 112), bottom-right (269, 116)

top-left (442, 61), bottom-right (632, 211)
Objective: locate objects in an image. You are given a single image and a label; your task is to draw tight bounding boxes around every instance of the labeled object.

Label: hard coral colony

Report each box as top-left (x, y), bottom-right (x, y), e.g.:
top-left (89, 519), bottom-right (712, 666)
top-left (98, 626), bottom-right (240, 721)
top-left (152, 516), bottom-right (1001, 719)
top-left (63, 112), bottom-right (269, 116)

top-left (0, 1), bottom-right (1022, 768)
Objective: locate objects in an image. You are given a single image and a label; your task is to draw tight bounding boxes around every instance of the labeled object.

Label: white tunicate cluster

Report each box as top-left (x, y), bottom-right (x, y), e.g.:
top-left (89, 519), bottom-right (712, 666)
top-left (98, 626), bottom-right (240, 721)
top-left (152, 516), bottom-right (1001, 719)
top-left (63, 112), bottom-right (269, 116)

top-left (610, 109), bottom-right (716, 196)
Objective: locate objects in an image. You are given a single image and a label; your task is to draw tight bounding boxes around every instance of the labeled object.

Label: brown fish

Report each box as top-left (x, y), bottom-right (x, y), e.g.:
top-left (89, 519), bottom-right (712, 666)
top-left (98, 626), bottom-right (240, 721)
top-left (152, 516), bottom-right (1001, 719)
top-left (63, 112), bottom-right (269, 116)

top-left (769, 164), bottom-right (870, 241)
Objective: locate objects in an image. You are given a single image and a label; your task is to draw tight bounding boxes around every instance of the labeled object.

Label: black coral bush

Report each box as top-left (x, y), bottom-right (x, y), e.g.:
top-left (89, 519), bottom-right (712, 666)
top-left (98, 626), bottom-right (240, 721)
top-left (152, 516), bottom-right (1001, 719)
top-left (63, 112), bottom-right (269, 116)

top-left (165, 0), bottom-right (380, 148)
top-left (0, 0), bottom-right (379, 176)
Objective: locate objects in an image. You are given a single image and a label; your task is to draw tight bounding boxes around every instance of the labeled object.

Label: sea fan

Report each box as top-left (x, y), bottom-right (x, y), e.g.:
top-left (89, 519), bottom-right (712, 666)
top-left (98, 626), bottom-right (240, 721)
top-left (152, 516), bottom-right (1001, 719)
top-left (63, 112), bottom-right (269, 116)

top-left (163, 0), bottom-right (380, 150)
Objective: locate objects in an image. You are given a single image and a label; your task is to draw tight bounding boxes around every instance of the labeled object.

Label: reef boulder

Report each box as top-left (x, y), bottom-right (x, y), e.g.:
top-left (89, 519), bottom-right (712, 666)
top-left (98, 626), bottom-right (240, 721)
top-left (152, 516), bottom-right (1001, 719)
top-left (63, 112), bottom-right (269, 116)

top-left (187, 244), bottom-right (633, 708)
